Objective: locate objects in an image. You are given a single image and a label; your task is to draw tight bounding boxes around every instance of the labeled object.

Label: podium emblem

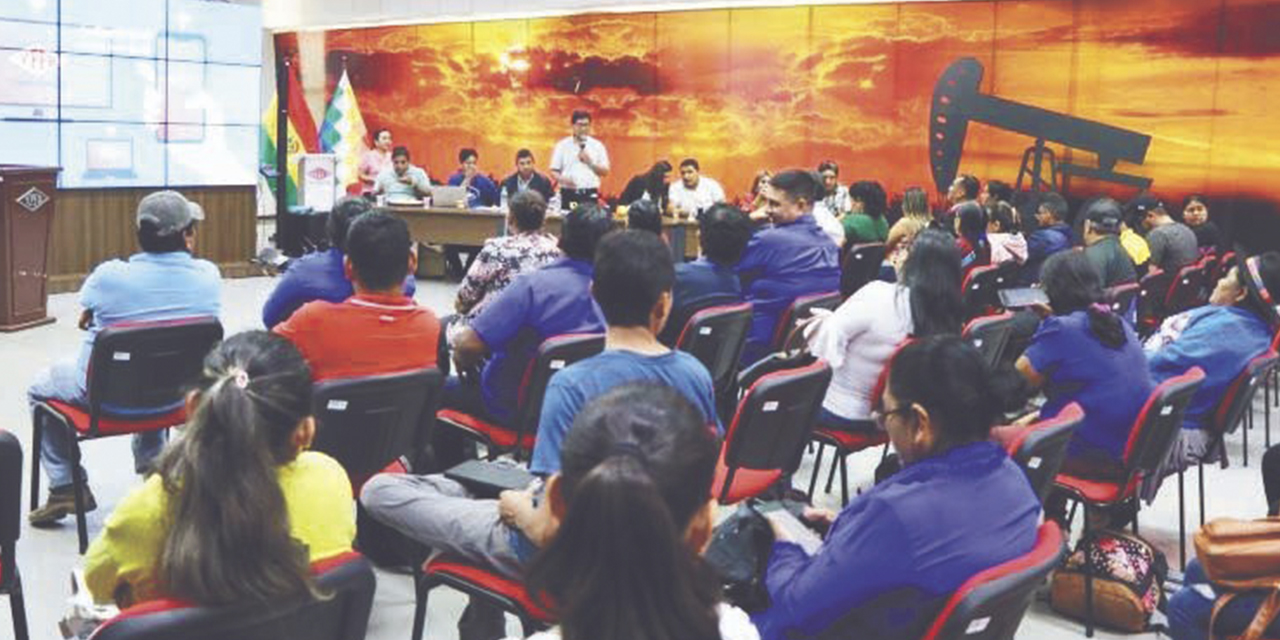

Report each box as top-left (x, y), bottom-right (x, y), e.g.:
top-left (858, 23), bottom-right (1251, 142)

top-left (16, 187), bottom-right (50, 213)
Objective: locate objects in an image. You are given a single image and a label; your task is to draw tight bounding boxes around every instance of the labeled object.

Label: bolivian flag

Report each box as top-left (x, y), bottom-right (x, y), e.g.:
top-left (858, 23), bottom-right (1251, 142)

top-left (260, 66), bottom-right (318, 206)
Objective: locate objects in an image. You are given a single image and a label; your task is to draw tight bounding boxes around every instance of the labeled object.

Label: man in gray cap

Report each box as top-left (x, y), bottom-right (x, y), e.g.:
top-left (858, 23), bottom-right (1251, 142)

top-left (1131, 193), bottom-right (1199, 274)
top-left (28, 190), bottom-right (221, 527)
top-left (1082, 197), bottom-right (1138, 287)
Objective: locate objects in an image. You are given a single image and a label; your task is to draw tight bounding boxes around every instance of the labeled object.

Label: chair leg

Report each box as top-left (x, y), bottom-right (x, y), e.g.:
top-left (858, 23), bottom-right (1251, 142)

top-left (520, 615), bottom-right (538, 637)
top-left (1083, 505), bottom-right (1094, 638)
top-left (1244, 409), bottom-right (1251, 468)
top-left (824, 449), bottom-right (840, 494)
top-left (807, 443), bottom-right (826, 499)
top-left (1198, 460), bottom-right (1207, 528)
top-left (1267, 389), bottom-right (1272, 449)
top-left (1178, 469), bottom-right (1186, 572)
top-left (1133, 499), bottom-right (1140, 535)
top-left (29, 413), bottom-right (42, 511)
top-left (10, 571), bottom-right (29, 640)
top-left (839, 454), bottom-right (849, 507)
top-left (411, 566), bottom-right (428, 640)
top-left (70, 440), bottom-right (88, 555)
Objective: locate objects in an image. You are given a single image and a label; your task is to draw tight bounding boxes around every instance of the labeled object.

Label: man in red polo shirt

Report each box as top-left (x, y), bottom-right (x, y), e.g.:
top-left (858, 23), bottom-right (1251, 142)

top-left (276, 211), bottom-right (439, 380)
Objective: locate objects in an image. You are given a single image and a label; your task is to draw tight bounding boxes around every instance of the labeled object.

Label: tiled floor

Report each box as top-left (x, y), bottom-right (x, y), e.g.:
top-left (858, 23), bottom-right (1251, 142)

top-left (3, 273), bottom-right (1269, 639)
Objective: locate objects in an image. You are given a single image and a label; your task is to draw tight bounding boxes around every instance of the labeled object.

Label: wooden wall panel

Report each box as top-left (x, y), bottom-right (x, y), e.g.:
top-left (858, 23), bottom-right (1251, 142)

top-left (47, 186), bottom-right (256, 293)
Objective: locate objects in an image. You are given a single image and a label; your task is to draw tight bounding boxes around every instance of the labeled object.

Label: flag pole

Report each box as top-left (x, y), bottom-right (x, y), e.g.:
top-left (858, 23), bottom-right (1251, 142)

top-left (276, 55), bottom-right (290, 231)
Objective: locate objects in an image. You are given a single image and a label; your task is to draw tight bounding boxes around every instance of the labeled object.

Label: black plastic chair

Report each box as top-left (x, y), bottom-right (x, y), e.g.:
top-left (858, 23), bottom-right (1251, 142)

top-left (1104, 282), bottom-right (1140, 324)
top-left (658, 293), bottom-right (740, 347)
top-left (90, 552), bottom-right (376, 640)
top-left (31, 317), bottom-right (224, 553)
top-left (1164, 260), bottom-right (1210, 316)
top-left (1136, 268), bottom-right (1174, 337)
top-left (412, 556), bottom-right (553, 640)
top-left (1003, 403), bottom-right (1083, 503)
top-left (962, 262), bottom-right (1020, 321)
top-left (675, 302), bottom-right (753, 396)
top-left (963, 312), bottom-right (1017, 369)
top-left (771, 292), bottom-right (842, 353)
top-left (0, 430), bottom-right (28, 640)
top-left (840, 242), bottom-right (886, 298)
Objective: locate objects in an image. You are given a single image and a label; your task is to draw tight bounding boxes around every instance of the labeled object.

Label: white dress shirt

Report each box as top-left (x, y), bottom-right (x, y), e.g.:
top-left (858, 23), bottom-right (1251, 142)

top-left (668, 176), bottom-right (726, 216)
top-left (550, 135), bottom-right (609, 190)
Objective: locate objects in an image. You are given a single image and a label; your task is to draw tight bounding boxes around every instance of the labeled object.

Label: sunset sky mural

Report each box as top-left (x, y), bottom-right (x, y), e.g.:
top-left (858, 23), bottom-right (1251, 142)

top-left (277, 0), bottom-right (1280, 245)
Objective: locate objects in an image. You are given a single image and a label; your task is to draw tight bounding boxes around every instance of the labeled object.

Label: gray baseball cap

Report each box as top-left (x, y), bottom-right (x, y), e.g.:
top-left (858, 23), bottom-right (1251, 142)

top-left (136, 190), bottom-right (204, 234)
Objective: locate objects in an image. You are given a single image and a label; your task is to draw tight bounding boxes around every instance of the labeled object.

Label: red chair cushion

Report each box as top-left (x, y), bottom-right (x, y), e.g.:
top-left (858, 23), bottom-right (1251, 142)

top-left (46, 400), bottom-right (186, 437)
top-left (350, 458), bottom-right (408, 497)
top-left (812, 428), bottom-right (888, 453)
top-left (423, 557), bottom-right (553, 622)
top-left (1053, 472), bottom-right (1141, 504)
top-left (712, 449), bottom-right (783, 505)
top-left (437, 409), bottom-right (535, 450)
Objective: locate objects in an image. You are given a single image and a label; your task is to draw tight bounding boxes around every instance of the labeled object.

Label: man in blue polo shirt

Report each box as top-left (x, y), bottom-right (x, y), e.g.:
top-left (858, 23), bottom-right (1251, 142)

top-left (658, 202), bottom-right (753, 346)
top-left (260, 196), bottom-right (415, 329)
top-left (737, 169), bottom-right (840, 365)
top-left (29, 190), bottom-right (222, 526)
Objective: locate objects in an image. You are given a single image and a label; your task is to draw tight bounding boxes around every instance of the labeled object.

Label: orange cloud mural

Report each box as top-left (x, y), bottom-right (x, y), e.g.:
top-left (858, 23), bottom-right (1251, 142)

top-left (278, 0), bottom-right (1280, 247)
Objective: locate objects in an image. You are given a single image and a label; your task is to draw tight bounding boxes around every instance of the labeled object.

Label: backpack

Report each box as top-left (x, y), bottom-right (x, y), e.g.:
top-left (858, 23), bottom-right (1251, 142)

top-left (1050, 529), bottom-right (1168, 632)
top-left (1194, 517), bottom-right (1280, 640)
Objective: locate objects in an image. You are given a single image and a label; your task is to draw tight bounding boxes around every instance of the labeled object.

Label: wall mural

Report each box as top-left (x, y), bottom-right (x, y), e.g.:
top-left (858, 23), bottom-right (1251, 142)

top-left (275, 0), bottom-right (1280, 248)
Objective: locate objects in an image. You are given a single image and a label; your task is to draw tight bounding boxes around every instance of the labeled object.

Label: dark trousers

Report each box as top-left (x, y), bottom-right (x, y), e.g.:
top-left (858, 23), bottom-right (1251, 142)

top-left (1264, 444), bottom-right (1280, 515)
top-left (444, 245), bottom-right (481, 278)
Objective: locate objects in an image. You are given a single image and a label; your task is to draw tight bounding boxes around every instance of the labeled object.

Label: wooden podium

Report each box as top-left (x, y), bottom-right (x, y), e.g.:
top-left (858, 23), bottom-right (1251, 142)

top-left (0, 165), bottom-right (59, 331)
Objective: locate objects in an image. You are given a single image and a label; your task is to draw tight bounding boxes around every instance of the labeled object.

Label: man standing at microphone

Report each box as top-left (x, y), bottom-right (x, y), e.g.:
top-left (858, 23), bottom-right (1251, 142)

top-left (550, 110), bottom-right (610, 211)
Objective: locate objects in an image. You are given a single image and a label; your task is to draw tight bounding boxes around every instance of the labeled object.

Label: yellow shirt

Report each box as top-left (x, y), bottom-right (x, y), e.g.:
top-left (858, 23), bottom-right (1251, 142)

top-left (1120, 227), bottom-right (1151, 267)
top-left (84, 451), bottom-right (355, 605)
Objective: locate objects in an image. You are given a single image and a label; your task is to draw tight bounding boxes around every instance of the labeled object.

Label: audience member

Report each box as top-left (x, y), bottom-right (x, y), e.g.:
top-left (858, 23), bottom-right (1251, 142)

top-left (1120, 210), bottom-right (1152, 272)
top-left (843, 180), bottom-right (889, 245)
top-left (453, 190), bottom-right (561, 329)
top-left (261, 196), bottom-right (415, 329)
top-left (620, 160), bottom-right (673, 213)
top-left (659, 203), bottom-right (753, 346)
top-left (818, 160), bottom-right (852, 217)
top-left (986, 200), bottom-right (1027, 265)
top-left (1081, 198), bottom-right (1138, 287)
top-left (886, 186), bottom-right (932, 271)
top-left (521, 384), bottom-right (757, 640)
top-left (500, 149), bottom-right (555, 203)
top-left (1182, 194), bottom-right (1226, 253)
top-left (736, 169), bottom-right (841, 365)
top-left (358, 128), bottom-right (394, 194)
top-left (804, 230), bottom-right (963, 433)
top-left (29, 191), bottom-right (221, 527)
top-left (627, 198), bottom-right (664, 236)
top-left (752, 336), bottom-right (1040, 640)
top-left (84, 331), bottom-right (354, 608)
top-left (669, 158), bottom-right (726, 219)
top-left (1014, 251), bottom-right (1153, 494)
top-left (1133, 193), bottom-right (1199, 274)
top-left (373, 146), bottom-right (431, 201)
top-left (981, 179), bottom-right (1013, 205)
top-left (275, 212), bottom-right (439, 380)
top-left (953, 201), bottom-right (991, 273)
top-left (946, 173), bottom-right (980, 208)
top-left (550, 110), bottom-right (610, 210)
top-left (1021, 191), bottom-right (1073, 284)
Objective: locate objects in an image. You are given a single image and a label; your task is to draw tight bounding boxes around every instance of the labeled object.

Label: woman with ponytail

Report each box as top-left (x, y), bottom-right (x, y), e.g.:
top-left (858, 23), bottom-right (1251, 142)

top-left (753, 336), bottom-right (1039, 640)
top-left (84, 331), bottom-right (354, 608)
top-left (521, 383), bottom-right (758, 640)
top-left (1015, 250), bottom-right (1154, 480)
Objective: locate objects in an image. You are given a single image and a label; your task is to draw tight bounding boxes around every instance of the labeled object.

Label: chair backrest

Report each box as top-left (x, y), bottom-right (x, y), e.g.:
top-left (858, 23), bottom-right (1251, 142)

top-left (0, 430), bottom-right (19, 591)
top-left (1136, 268), bottom-right (1173, 332)
top-left (962, 262), bottom-right (1019, 320)
top-left (1215, 250), bottom-right (1237, 285)
top-left (1164, 261), bottom-right (1209, 315)
top-left (771, 291), bottom-right (842, 352)
top-left (90, 553), bottom-right (377, 640)
top-left (963, 312), bottom-right (1016, 369)
top-left (720, 360), bottom-right (832, 496)
top-left (840, 242), bottom-right (887, 298)
top-left (919, 522), bottom-right (1067, 640)
top-left (86, 318), bottom-right (224, 420)
top-left (659, 293), bottom-right (740, 347)
top-left (1121, 367), bottom-right (1206, 481)
top-left (515, 334), bottom-right (606, 438)
top-left (1210, 351), bottom-right (1280, 438)
top-left (1004, 403), bottom-right (1083, 503)
top-left (1104, 282), bottom-right (1140, 319)
top-left (312, 369), bottom-right (444, 490)
top-left (676, 302), bottom-right (753, 394)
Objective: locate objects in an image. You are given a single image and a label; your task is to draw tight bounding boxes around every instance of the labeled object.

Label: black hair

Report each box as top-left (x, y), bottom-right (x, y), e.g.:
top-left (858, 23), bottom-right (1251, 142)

top-left (156, 331), bottom-right (318, 605)
top-left (888, 335), bottom-right (1026, 449)
top-left (1038, 192), bottom-right (1068, 222)
top-left (138, 219), bottom-right (195, 253)
top-left (848, 180), bottom-right (888, 220)
top-left (1237, 252), bottom-right (1280, 327)
top-left (956, 174), bottom-right (980, 201)
top-left (516, 148), bottom-right (535, 162)
top-left (593, 230), bottom-right (675, 328)
top-left (986, 201), bottom-right (1019, 233)
top-left (699, 203), bottom-right (753, 266)
top-left (627, 199), bottom-right (663, 236)
top-left (899, 230), bottom-right (964, 338)
top-left (679, 158), bottom-right (700, 172)
top-left (458, 148), bottom-right (478, 164)
top-left (326, 196), bottom-right (373, 252)
top-left (1041, 251), bottom-right (1128, 348)
top-left (985, 180), bottom-right (1013, 204)
top-left (571, 110), bottom-right (591, 125)
top-left (392, 146), bottom-right (410, 160)
top-left (346, 212), bottom-right (411, 291)
top-left (372, 128), bottom-right (391, 142)
top-left (527, 384), bottom-right (721, 640)
top-left (559, 203), bottom-right (617, 261)
top-left (817, 160), bottom-right (839, 175)
top-left (509, 190), bottom-right (548, 232)
top-left (901, 186), bottom-right (931, 220)
top-left (769, 169), bottom-right (823, 208)
top-left (955, 201), bottom-right (989, 252)
top-left (646, 160), bottom-right (674, 199)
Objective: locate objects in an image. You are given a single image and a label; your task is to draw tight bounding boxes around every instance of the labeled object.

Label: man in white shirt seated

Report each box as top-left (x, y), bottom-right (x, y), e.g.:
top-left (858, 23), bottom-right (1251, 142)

top-left (668, 158), bottom-right (726, 219)
top-left (550, 110), bottom-right (610, 211)
top-left (373, 146), bottom-right (431, 202)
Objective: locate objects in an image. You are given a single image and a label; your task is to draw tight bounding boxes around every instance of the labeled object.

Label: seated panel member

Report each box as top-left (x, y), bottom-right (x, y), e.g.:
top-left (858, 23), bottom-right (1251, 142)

top-left (275, 212), bottom-right (440, 381)
top-left (448, 148), bottom-right (501, 208)
top-left (373, 146), bottom-right (432, 202)
top-left (658, 203), bottom-right (753, 346)
top-left (736, 169), bottom-right (841, 365)
top-left (619, 160), bottom-right (673, 213)
top-left (261, 196), bottom-right (415, 330)
top-left (500, 148), bottom-right (555, 203)
top-left (668, 158), bottom-right (726, 219)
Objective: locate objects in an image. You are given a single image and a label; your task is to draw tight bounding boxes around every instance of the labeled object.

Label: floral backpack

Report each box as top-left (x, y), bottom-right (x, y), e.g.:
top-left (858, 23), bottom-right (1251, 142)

top-left (1050, 529), bottom-right (1169, 632)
